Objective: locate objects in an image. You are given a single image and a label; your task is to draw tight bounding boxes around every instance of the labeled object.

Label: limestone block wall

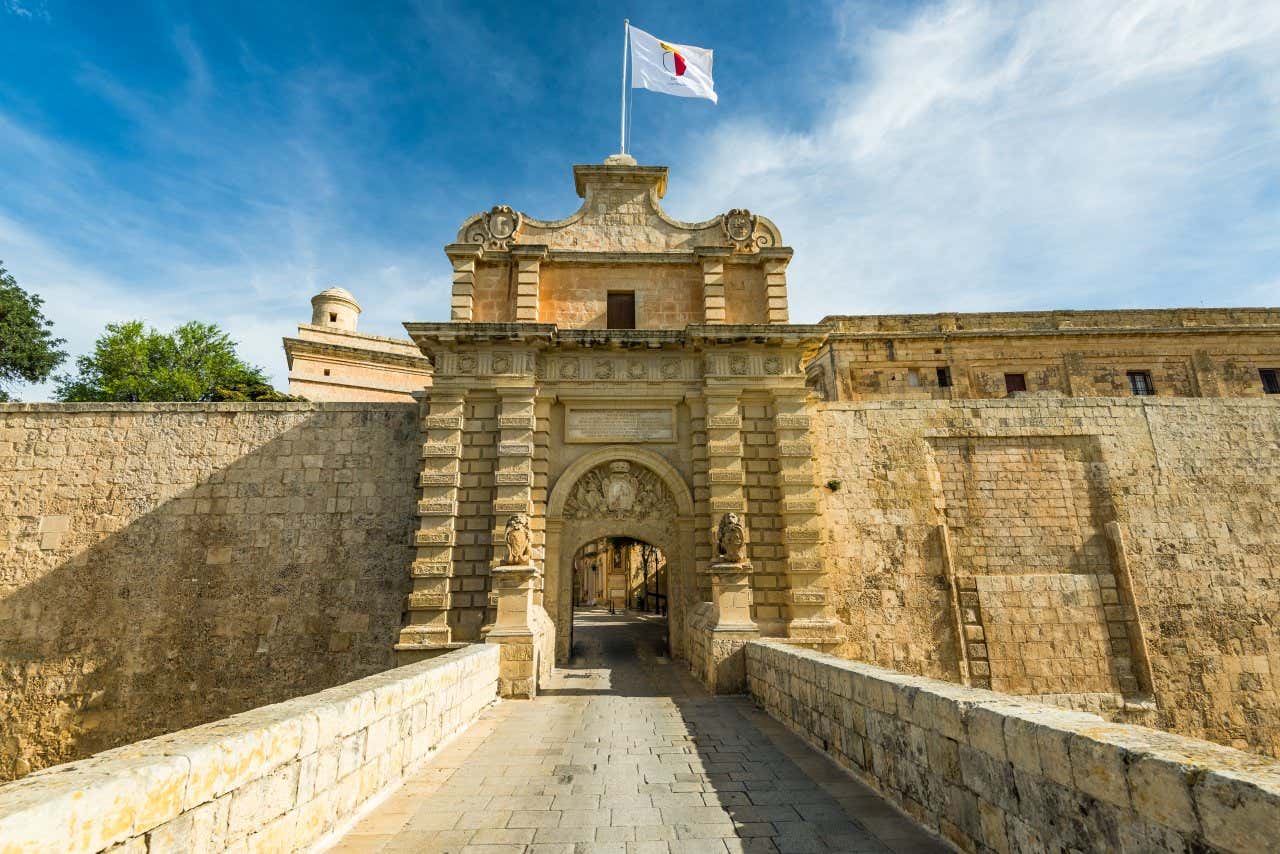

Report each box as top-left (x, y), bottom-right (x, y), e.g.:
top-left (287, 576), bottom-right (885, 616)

top-left (812, 398), bottom-right (1280, 758)
top-left (0, 643), bottom-right (498, 854)
top-left (537, 263), bottom-right (704, 328)
top-left (745, 640), bottom-right (1280, 854)
top-left (0, 403), bottom-right (420, 780)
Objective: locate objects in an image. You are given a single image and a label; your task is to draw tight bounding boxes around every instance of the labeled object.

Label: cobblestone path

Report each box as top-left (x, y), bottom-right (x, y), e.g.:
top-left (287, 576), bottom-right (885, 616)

top-left (329, 610), bottom-right (946, 854)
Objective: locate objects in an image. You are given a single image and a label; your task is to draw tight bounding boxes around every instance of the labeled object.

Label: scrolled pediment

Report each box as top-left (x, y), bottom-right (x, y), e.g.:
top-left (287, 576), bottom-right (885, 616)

top-left (454, 163), bottom-right (785, 256)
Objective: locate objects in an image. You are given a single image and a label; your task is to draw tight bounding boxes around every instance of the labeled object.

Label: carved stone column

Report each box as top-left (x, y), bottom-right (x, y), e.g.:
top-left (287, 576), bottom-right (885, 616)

top-left (759, 248), bottom-right (792, 324)
top-left (772, 388), bottom-right (842, 649)
top-left (484, 384), bottom-right (537, 629)
top-left (697, 247), bottom-right (731, 323)
top-left (395, 387), bottom-right (466, 663)
top-left (445, 244), bottom-right (482, 323)
top-left (510, 245), bottom-right (546, 323)
top-left (704, 392), bottom-right (746, 605)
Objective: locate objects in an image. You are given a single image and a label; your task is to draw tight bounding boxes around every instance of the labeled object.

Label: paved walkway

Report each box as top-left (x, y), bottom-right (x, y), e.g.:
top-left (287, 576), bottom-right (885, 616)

top-left (329, 610), bottom-right (946, 854)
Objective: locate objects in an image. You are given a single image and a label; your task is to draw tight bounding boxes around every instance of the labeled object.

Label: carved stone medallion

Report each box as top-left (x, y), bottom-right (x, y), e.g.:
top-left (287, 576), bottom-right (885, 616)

top-left (723, 209), bottom-right (758, 250)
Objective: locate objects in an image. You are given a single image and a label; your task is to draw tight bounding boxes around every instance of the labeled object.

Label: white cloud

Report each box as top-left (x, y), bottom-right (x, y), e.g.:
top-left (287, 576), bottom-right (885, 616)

top-left (673, 0), bottom-right (1280, 321)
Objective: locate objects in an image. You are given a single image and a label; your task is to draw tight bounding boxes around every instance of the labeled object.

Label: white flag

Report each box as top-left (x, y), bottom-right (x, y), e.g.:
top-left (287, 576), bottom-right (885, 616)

top-left (629, 25), bottom-right (717, 104)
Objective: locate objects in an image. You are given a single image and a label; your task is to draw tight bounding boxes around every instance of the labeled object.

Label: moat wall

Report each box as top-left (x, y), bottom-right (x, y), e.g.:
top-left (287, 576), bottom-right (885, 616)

top-left (812, 397), bottom-right (1280, 759)
top-left (0, 403), bottom-right (419, 780)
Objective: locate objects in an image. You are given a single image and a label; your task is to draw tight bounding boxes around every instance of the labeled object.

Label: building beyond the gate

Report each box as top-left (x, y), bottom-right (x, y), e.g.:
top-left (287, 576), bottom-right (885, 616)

top-left (2, 157), bottom-right (1279, 782)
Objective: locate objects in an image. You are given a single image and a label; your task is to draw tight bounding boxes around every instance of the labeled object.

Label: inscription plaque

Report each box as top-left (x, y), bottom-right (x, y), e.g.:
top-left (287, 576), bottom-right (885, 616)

top-left (566, 407), bottom-right (676, 443)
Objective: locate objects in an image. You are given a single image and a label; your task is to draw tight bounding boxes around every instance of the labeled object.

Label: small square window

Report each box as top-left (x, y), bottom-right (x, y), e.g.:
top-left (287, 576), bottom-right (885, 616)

top-left (323, 368), bottom-right (331, 377)
top-left (936, 367), bottom-right (952, 388)
top-left (329, 312), bottom-right (338, 323)
top-left (1261, 368), bottom-right (1280, 394)
top-left (1004, 373), bottom-right (1027, 394)
top-left (1127, 371), bottom-right (1155, 396)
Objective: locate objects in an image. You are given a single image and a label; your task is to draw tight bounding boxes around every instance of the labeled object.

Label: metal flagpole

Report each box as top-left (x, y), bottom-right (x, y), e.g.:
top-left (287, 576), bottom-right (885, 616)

top-left (620, 19), bottom-right (629, 154)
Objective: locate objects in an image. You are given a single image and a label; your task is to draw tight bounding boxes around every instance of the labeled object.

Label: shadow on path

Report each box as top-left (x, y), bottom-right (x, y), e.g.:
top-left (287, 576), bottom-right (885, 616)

top-left (331, 609), bottom-right (947, 854)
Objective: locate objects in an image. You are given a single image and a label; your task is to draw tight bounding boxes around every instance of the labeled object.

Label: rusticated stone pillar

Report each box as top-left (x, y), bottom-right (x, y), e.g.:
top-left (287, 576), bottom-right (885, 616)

top-left (772, 388), bottom-right (842, 648)
top-left (445, 244), bottom-right (482, 322)
top-left (396, 388), bottom-right (466, 662)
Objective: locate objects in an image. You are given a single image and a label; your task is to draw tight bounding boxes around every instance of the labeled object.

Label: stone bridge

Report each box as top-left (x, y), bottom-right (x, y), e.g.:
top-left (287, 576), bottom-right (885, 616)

top-left (1, 610), bottom-right (1276, 854)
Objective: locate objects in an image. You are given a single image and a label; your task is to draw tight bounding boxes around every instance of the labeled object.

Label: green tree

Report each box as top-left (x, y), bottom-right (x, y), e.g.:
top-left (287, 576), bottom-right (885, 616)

top-left (55, 320), bottom-right (304, 402)
top-left (0, 262), bottom-right (67, 401)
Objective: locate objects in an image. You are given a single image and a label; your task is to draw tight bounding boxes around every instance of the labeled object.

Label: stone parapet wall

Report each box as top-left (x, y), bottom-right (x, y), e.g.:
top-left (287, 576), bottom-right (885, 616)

top-left (0, 643), bottom-right (498, 854)
top-left (812, 398), bottom-right (1280, 758)
top-left (746, 640), bottom-right (1280, 853)
top-left (0, 402), bottom-right (420, 779)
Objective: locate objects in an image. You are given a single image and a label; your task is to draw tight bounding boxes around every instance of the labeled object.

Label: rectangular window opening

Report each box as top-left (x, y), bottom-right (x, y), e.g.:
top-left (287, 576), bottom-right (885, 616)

top-left (1261, 368), bottom-right (1280, 394)
top-left (936, 367), bottom-right (952, 388)
top-left (607, 291), bottom-right (636, 329)
top-left (1127, 370), bottom-right (1155, 396)
top-left (329, 312), bottom-right (338, 323)
top-left (323, 368), bottom-right (331, 377)
top-left (1004, 373), bottom-right (1027, 395)
top-left (907, 368), bottom-right (921, 387)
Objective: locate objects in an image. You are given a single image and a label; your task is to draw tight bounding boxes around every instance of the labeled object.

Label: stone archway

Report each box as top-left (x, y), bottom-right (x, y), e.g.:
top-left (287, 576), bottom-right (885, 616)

top-left (545, 447), bottom-right (696, 663)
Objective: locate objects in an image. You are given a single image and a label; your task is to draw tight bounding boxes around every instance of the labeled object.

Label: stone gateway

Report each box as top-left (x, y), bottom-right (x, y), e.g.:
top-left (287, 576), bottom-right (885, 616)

top-left (1, 158), bottom-right (1279, 854)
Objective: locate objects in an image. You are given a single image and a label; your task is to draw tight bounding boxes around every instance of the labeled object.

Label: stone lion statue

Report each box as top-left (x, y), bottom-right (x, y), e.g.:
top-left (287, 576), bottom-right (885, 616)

top-left (504, 513), bottom-right (532, 565)
top-left (715, 512), bottom-right (748, 565)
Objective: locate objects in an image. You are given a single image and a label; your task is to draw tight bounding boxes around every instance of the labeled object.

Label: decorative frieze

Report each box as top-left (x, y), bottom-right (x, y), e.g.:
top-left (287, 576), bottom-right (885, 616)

top-left (423, 415), bottom-right (463, 430)
top-left (421, 442), bottom-right (461, 458)
top-left (497, 441), bottom-right (534, 456)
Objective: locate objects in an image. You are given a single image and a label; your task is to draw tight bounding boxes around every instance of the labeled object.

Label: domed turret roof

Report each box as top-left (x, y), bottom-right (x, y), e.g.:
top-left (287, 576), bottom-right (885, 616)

top-left (314, 286), bottom-right (357, 302)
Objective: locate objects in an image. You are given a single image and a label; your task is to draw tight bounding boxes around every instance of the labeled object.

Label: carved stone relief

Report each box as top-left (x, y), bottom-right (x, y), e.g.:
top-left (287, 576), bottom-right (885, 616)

top-left (465, 204), bottom-right (523, 250)
top-left (562, 461), bottom-right (676, 521)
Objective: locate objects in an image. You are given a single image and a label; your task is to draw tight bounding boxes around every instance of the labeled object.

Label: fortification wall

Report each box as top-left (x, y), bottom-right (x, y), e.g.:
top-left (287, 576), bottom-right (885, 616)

top-left (812, 398), bottom-right (1280, 758)
top-left (0, 403), bottom-right (420, 780)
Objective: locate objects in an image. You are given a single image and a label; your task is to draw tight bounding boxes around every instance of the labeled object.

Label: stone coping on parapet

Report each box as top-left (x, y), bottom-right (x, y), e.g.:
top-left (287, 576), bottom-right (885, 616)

top-left (745, 639), bottom-right (1280, 853)
top-left (816, 396), bottom-right (1280, 411)
top-left (0, 643), bottom-right (499, 854)
top-left (291, 323), bottom-right (425, 351)
top-left (820, 306), bottom-right (1280, 335)
top-left (0, 401), bottom-right (419, 413)
top-left (283, 336), bottom-right (434, 371)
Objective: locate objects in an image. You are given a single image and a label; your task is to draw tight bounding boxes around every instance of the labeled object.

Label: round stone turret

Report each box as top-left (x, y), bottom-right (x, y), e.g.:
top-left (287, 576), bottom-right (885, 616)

top-left (311, 287), bottom-right (361, 331)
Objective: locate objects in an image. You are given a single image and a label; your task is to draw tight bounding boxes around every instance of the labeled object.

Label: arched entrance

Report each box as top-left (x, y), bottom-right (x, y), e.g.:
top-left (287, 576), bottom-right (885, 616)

top-left (545, 447), bottom-right (696, 664)
top-left (571, 537), bottom-right (668, 614)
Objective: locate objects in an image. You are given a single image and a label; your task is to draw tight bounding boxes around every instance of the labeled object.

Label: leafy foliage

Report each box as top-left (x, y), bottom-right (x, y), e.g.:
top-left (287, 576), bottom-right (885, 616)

top-left (55, 320), bottom-right (304, 402)
top-left (0, 262), bottom-right (67, 401)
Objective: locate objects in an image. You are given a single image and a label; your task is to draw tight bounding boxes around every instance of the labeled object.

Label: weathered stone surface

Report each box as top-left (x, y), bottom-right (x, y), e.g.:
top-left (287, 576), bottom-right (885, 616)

top-left (745, 638), bottom-right (1280, 854)
top-left (0, 402), bottom-right (420, 781)
top-left (0, 643), bottom-right (497, 854)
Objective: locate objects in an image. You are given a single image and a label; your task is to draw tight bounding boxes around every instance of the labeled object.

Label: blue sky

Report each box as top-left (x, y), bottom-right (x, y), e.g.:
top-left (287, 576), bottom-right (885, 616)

top-left (2, 1), bottom-right (1278, 398)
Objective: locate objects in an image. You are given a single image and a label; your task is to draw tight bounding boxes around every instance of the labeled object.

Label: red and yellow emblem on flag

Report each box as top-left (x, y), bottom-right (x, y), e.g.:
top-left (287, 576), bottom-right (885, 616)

top-left (658, 41), bottom-right (687, 77)
top-left (629, 25), bottom-right (717, 103)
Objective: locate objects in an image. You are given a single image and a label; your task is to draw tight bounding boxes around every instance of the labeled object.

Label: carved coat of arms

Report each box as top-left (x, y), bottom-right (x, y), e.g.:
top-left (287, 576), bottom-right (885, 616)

top-left (503, 513), bottom-right (532, 565)
top-left (723, 208), bottom-right (758, 250)
top-left (605, 462), bottom-right (636, 513)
